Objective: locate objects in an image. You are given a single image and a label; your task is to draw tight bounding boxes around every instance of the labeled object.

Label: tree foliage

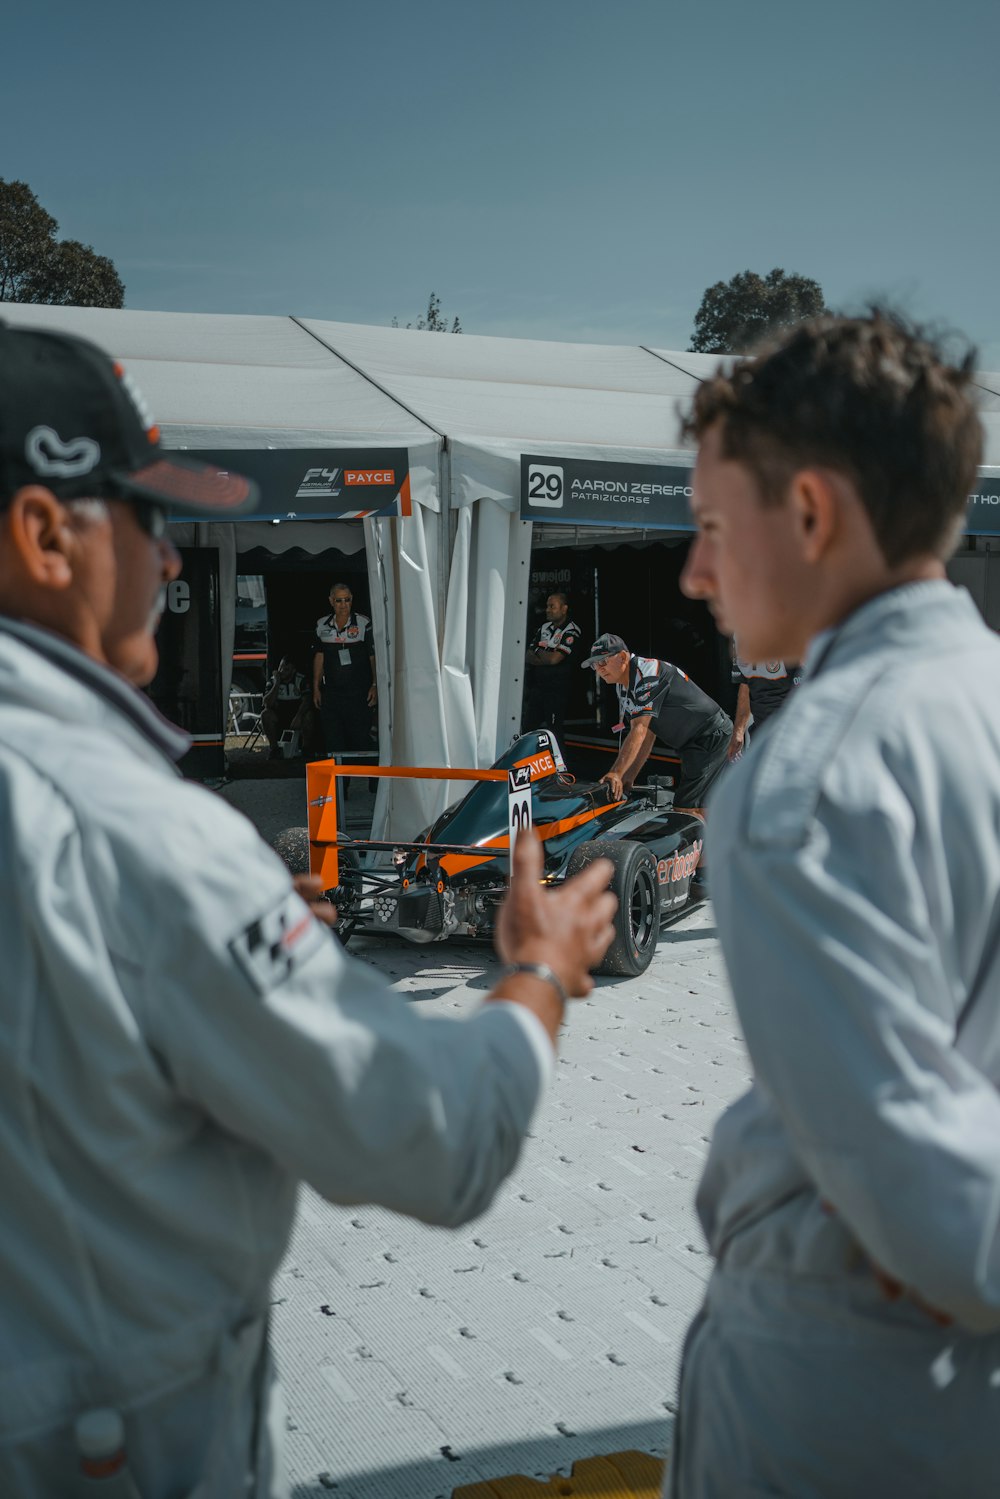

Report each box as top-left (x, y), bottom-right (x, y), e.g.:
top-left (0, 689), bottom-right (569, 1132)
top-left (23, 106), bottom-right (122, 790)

top-left (0, 179), bottom-right (124, 308)
top-left (392, 291), bottom-right (461, 333)
top-left (689, 267), bottom-right (826, 354)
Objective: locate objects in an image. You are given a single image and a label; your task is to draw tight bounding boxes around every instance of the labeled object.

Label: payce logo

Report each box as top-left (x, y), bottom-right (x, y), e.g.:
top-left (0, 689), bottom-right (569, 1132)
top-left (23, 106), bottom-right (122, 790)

top-left (344, 469), bottom-right (395, 486)
top-left (526, 463), bottom-right (564, 508)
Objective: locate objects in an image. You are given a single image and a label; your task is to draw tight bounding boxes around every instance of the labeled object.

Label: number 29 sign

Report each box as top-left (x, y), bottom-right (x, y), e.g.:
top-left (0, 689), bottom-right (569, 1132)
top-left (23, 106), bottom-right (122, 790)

top-left (507, 764), bottom-right (533, 864)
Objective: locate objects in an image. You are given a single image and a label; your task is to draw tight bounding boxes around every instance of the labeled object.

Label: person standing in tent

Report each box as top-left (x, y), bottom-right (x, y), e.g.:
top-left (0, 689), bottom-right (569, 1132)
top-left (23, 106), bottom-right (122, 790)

top-left (521, 590), bottom-right (582, 747)
top-left (312, 582), bottom-right (377, 766)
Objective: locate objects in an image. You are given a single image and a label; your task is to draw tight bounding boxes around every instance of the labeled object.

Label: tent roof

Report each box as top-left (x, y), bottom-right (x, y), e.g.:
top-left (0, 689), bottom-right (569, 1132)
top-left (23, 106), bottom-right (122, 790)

top-left (2, 304), bottom-right (998, 464)
top-left (0, 305), bottom-right (435, 445)
top-left (299, 318), bottom-right (701, 448)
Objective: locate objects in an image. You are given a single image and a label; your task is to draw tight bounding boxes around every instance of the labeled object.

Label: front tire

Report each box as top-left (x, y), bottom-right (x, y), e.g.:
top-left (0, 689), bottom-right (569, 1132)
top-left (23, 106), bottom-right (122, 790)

top-left (566, 839), bottom-right (660, 978)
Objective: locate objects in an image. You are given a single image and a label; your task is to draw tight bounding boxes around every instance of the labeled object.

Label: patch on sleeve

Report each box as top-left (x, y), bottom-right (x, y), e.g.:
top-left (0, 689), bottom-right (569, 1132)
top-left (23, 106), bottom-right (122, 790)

top-left (229, 890), bottom-right (328, 994)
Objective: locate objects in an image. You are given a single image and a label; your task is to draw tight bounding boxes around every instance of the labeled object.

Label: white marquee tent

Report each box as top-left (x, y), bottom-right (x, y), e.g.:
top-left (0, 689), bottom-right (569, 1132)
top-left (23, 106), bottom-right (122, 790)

top-left (4, 304), bottom-right (1000, 831)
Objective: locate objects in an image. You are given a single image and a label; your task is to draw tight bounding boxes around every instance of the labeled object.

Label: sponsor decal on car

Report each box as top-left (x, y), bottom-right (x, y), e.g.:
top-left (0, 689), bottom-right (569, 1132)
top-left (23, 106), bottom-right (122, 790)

top-left (656, 840), bottom-right (702, 885)
top-left (513, 750), bottom-right (557, 781)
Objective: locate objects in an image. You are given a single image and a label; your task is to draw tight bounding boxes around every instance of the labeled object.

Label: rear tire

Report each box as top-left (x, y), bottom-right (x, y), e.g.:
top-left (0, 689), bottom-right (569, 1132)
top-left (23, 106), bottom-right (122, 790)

top-left (566, 839), bottom-right (660, 978)
top-left (271, 828), bottom-right (360, 947)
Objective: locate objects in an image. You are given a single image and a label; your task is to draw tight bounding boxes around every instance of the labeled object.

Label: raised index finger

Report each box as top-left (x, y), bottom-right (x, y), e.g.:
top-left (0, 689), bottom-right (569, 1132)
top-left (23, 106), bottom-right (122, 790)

top-left (510, 825), bottom-right (544, 886)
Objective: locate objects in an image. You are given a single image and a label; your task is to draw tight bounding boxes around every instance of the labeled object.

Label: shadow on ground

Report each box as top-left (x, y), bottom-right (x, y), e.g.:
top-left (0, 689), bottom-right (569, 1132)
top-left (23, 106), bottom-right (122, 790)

top-left (290, 1417), bottom-right (671, 1497)
top-left (659, 925), bottom-right (717, 945)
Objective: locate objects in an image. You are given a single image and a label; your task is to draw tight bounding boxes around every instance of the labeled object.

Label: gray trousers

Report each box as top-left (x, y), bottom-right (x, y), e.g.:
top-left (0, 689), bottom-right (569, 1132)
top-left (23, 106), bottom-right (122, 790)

top-left (667, 1266), bottom-right (1000, 1498)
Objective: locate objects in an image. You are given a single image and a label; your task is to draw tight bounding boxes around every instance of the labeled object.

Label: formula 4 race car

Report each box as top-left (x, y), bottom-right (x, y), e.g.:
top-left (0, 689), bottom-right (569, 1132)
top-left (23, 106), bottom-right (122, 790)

top-left (290, 729), bottom-right (704, 978)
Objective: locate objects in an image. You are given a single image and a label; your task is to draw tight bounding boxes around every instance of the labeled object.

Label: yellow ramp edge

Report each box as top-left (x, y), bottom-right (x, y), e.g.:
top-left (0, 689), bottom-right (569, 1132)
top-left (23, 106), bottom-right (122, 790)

top-left (452, 1448), bottom-right (665, 1498)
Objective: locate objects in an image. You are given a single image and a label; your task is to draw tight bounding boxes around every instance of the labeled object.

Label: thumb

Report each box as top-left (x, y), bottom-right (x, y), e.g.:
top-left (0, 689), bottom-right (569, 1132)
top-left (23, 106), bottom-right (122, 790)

top-left (510, 825), bottom-right (543, 882)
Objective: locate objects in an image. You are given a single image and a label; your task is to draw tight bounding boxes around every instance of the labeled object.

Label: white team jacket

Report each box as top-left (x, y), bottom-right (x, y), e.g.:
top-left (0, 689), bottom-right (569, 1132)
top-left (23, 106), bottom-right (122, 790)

top-left (0, 619), bottom-right (549, 1498)
top-left (672, 581), bottom-right (1000, 1498)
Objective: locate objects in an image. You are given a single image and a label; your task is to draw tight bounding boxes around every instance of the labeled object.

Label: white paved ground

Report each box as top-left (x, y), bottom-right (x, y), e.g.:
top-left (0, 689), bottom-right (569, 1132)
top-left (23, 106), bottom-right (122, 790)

top-left (271, 905), bottom-right (748, 1499)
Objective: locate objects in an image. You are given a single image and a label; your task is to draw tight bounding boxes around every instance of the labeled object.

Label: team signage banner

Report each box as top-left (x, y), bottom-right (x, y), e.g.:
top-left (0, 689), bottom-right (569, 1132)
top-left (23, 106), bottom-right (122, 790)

top-left (521, 454), bottom-right (693, 530)
top-left (522, 453), bottom-right (1000, 537)
top-left (964, 472), bottom-right (1000, 535)
top-left (169, 447), bottom-right (412, 523)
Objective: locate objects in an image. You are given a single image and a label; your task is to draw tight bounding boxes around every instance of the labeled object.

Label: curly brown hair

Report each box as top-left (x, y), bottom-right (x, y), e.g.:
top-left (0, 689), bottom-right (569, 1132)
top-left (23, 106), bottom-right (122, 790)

top-left (681, 310), bottom-right (982, 565)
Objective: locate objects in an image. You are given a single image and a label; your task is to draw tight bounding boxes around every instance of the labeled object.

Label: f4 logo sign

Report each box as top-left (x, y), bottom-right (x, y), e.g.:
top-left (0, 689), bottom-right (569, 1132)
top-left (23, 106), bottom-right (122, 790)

top-left (296, 467), bottom-right (342, 498)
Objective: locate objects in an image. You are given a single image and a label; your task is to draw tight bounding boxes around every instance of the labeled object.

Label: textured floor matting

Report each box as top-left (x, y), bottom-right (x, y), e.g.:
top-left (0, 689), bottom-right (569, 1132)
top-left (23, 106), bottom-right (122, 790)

top-left (272, 908), bottom-right (743, 1498)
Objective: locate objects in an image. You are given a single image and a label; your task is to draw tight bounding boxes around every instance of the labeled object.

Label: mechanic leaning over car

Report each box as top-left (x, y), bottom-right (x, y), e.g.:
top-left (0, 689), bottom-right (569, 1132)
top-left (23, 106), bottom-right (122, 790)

top-left (669, 310), bottom-right (1000, 1498)
top-left (0, 320), bottom-right (617, 1499)
top-left (583, 632), bottom-right (732, 810)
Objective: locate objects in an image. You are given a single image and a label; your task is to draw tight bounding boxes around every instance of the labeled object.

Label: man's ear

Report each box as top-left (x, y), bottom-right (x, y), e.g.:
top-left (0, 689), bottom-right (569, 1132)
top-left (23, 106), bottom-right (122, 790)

top-left (4, 486), bottom-right (76, 589)
top-left (788, 469), bottom-right (838, 563)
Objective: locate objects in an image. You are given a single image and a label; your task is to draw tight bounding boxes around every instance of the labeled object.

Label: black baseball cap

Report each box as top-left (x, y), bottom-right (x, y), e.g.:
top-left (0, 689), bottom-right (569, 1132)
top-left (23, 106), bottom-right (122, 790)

top-left (581, 632), bottom-right (629, 668)
top-left (0, 321), bottom-right (258, 515)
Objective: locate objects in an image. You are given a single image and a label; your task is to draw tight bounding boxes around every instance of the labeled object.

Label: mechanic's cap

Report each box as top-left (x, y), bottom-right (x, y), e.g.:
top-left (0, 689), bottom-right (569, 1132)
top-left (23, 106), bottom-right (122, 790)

top-left (581, 632), bottom-right (629, 668)
top-left (0, 320), bottom-right (258, 516)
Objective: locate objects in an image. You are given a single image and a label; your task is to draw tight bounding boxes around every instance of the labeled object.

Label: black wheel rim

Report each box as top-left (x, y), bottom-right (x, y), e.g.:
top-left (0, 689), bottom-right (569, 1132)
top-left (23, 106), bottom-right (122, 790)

top-left (629, 864), bottom-right (658, 955)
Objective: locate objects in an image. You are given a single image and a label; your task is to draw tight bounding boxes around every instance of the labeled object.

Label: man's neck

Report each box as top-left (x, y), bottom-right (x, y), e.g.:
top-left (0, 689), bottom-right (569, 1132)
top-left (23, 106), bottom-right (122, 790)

top-left (819, 556), bottom-right (945, 644)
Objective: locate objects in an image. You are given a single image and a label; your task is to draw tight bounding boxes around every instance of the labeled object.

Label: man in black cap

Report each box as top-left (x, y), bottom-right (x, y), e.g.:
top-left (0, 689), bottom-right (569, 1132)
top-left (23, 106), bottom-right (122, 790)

top-left (582, 631), bottom-right (732, 810)
top-left (0, 319), bottom-right (616, 1496)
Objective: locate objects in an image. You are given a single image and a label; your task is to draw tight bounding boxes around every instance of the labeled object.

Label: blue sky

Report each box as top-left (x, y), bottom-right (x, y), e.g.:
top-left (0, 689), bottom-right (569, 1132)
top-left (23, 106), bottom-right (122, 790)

top-left (5, 0), bottom-right (999, 361)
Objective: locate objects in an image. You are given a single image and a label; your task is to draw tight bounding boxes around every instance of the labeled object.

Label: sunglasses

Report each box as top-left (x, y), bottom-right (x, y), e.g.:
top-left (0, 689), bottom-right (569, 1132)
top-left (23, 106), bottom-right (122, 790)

top-left (68, 494), bottom-right (170, 541)
top-left (332, 595), bottom-right (352, 603)
top-left (129, 500), bottom-right (169, 540)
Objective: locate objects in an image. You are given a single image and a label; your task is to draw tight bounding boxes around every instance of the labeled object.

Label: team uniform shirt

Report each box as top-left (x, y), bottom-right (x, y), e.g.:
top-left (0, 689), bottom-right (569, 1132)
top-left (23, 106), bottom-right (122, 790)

top-left (671, 582), bottom-right (1000, 1497)
top-left (527, 614), bottom-right (581, 695)
top-left (616, 654), bottom-right (722, 748)
top-left (0, 618), bottom-right (550, 1498)
top-left (315, 610), bottom-right (373, 695)
top-left (732, 658), bottom-right (801, 729)
top-left (528, 618), bottom-right (581, 680)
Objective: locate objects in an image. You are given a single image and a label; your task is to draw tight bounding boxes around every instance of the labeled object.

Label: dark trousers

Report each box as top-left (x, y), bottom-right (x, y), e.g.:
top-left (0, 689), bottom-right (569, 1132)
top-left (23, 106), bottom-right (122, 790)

top-left (320, 691), bottom-right (371, 759)
top-left (522, 676), bottom-right (570, 748)
top-left (674, 712), bottom-right (732, 810)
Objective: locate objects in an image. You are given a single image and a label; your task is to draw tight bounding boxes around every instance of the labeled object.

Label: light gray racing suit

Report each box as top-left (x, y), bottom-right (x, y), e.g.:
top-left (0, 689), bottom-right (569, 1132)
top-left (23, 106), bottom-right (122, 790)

top-left (0, 619), bottom-right (551, 1499)
top-left (670, 581), bottom-right (1000, 1499)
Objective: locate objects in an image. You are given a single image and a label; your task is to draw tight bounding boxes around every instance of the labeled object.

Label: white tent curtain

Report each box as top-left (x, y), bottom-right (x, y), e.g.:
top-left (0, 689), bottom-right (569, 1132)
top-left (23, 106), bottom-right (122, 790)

top-left (365, 505), bottom-right (449, 836)
top-left (444, 500), bottom-right (533, 762)
top-left (363, 492), bottom-right (532, 840)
